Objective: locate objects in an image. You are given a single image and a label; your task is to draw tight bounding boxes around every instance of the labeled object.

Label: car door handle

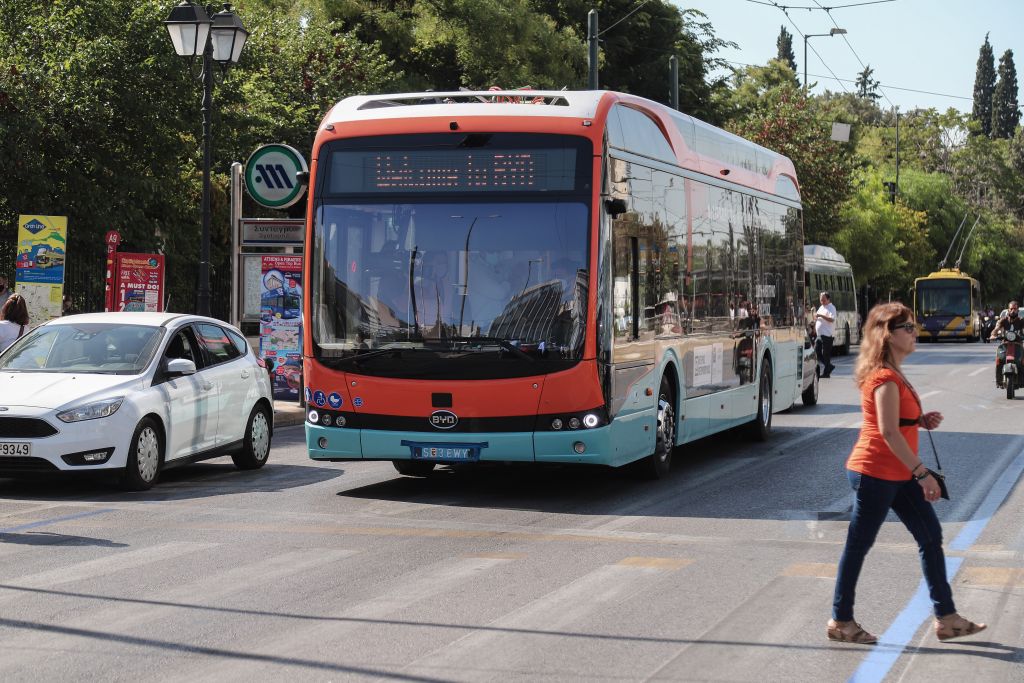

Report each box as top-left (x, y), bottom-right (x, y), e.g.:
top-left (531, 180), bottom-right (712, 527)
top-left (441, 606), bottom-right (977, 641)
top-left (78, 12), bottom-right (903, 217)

top-left (200, 381), bottom-right (214, 391)
top-left (240, 369), bottom-right (250, 379)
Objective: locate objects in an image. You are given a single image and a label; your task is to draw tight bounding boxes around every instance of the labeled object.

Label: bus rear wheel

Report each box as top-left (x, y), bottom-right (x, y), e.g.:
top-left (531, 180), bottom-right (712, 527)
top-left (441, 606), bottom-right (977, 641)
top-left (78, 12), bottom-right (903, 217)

top-left (748, 360), bottom-right (773, 441)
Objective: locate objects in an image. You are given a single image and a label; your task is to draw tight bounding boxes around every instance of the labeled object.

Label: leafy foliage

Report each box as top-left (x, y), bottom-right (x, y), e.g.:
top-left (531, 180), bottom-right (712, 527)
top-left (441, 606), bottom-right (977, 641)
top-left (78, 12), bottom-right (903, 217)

top-left (972, 33), bottom-right (996, 137)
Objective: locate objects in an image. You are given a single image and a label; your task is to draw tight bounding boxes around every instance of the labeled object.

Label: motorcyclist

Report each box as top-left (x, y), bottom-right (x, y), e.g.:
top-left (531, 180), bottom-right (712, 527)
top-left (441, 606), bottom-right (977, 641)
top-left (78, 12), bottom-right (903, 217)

top-left (991, 300), bottom-right (1024, 387)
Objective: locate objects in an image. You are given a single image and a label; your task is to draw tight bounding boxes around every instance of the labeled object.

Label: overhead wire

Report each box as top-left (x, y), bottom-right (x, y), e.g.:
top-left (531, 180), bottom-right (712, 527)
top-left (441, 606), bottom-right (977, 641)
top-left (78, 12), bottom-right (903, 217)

top-left (598, 0), bottom-right (655, 37)
top-left (810, 0), bottom-right (897, 109)
top-left (773, 4), bottom-right (852, 93)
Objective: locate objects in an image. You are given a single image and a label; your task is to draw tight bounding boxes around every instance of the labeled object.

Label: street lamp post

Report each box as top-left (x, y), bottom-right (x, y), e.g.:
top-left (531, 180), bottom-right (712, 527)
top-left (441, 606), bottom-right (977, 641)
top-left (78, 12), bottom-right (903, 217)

top-left (164, 1), bottom-right (248, 317)
top-left (803, 28), bottom-right (847, 95)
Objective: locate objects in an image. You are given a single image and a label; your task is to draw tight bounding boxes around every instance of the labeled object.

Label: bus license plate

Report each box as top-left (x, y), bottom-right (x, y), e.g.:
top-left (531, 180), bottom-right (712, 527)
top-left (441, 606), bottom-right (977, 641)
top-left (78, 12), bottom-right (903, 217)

top-left (0, 442), bottom-right (31, 457)
top-left (413, 445), bottom-right (479, 462)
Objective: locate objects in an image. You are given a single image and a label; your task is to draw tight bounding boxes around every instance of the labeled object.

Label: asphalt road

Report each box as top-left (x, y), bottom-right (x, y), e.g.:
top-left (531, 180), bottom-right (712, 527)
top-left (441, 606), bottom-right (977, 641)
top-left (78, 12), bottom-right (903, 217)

top-left (0, 342), bottom-right (1022, 682)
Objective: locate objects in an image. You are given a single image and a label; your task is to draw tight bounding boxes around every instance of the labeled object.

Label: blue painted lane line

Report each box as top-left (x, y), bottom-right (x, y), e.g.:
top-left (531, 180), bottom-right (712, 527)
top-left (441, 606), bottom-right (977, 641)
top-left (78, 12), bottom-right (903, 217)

top-left (849, 446), bottom-right (1024, 683)
top-left (0, 508), bottom-right (115, 534)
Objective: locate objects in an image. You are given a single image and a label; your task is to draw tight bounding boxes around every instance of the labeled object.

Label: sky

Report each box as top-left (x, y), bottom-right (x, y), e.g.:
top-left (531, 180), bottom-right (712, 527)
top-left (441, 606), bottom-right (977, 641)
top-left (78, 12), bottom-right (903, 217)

top-left (671, 0), bottom-right (1024, 114)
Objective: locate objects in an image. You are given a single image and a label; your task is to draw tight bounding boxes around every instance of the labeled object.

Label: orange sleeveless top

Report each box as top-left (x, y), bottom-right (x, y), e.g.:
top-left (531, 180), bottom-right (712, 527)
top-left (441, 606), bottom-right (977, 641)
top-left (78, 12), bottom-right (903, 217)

top-left (846, 367), bottom-right (921, 481)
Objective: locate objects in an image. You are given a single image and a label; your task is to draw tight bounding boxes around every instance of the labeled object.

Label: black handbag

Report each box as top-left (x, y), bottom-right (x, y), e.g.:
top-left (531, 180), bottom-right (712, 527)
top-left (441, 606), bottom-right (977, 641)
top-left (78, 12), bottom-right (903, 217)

top-left (923, 429), bottom-right (950, 500)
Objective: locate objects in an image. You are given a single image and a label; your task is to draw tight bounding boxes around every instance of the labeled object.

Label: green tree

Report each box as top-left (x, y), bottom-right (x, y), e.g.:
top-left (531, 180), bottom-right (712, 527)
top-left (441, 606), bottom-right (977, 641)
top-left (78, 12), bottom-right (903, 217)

top-left (775, 25), bottom-right (798, 86)
top-left (728, 86), bottom-right (854, 244)
top-left (991, 49), bottom-right (1020, 139)
top-left (972, 33), bottom-right (996, 136)
top-left (855, 65), bottom-right (881, 101)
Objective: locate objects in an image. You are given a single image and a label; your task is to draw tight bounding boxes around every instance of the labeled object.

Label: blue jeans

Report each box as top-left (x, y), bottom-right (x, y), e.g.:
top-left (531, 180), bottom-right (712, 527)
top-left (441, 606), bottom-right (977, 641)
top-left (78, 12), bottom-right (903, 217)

top-left (832, 470), bottom-right (956, 621)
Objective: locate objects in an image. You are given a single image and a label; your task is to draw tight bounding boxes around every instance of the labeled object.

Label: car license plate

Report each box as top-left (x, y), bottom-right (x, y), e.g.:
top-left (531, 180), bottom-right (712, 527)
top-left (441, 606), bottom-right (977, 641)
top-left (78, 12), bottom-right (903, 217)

top-left (401, 440), bottom-right (488, 462)
top-left (0, 442), bottom-right (31, 457)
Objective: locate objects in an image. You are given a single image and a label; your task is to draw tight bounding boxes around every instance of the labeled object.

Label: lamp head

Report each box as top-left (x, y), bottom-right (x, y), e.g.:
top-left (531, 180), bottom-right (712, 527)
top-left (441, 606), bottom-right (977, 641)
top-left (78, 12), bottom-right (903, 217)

top-left (164, 1), bottom-right (211, 58)
top-left (210, 3), bottom-right (249, 65)
top-left (829, 28), bottom-right (847, 36)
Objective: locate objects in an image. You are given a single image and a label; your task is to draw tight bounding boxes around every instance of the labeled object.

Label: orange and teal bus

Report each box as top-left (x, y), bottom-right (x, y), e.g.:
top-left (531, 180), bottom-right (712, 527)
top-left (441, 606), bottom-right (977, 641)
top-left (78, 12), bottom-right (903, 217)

top-left (302, 90), bottom-right (806, 478)
top-left (913, 269), bottom-right (982, 341)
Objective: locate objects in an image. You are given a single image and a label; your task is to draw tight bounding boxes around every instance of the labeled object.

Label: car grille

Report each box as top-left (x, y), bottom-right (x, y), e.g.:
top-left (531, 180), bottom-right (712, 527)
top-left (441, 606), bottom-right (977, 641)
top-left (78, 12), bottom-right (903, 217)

top-left (0, 457), bottom-right (59, 473)
top-left (0, 417), bottom-right (59, 438)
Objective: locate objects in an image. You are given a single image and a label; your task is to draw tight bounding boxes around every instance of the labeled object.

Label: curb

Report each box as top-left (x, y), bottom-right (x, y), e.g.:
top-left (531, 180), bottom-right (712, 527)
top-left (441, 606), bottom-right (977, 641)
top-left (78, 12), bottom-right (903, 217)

top-left (273, 402), bottom-right (305, 428)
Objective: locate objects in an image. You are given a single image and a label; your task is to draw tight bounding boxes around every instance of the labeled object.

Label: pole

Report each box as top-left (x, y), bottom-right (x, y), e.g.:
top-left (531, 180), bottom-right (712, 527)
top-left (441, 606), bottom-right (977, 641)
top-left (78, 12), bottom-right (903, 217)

top-left (229, 162), bottom-right (242, 327)
top-left (803, 36), bottom-right (808, 94)
top-left (198, 43), bottom-right (213, 317)
top-left (670, 55), bottom-right (679, 110)
top-left (588, 9), bottom-right (599, 90)
top-left (894, 106), bottom-right (900, 198)
top-left (458, 217), bottom-right (477, 333)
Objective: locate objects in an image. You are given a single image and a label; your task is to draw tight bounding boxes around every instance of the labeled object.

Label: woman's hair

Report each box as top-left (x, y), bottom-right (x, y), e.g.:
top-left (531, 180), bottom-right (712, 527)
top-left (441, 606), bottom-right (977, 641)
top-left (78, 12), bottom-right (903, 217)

top-left (854, 302), bottom-right (913, 386)
top-left (0, 293), bottom-right (29, 326)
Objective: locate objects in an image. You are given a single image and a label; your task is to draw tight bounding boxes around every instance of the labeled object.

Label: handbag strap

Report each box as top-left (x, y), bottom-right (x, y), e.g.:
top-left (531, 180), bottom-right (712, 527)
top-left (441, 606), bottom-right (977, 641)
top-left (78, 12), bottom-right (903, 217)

top-left (924, 425), bottom-right (943, 472)
top-left (885, 364), bottom-right (942, 471)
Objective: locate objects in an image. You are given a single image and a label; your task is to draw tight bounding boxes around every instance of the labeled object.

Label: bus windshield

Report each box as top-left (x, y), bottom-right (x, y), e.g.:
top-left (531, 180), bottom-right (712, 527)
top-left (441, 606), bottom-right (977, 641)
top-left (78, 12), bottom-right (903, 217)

top-left (916, 279), bottom-right (971, 317)
top-left (312, 200), bottom-right (589, 377)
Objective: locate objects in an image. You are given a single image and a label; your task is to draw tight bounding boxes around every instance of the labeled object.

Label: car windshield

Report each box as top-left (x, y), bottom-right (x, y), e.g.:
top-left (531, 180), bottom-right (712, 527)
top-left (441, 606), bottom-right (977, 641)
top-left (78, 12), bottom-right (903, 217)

top-left (0, 323), bottom-right (164, 374)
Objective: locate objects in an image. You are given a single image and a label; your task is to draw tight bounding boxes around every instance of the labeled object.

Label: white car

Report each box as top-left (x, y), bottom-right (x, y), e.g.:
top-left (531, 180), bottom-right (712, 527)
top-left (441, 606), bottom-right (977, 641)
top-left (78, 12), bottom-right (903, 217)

top-left (0, 312), bottom-right (274, 490)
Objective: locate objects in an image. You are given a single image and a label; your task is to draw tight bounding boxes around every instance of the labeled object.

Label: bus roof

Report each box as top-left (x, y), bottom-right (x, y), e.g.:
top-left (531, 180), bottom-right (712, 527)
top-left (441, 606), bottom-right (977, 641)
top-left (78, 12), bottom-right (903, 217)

top-left (914, 268), bottom-right (978, 284)
top-left (319, 90), bottom-right (800, 199)
top-left (804, 244), bottom-right (848, 263)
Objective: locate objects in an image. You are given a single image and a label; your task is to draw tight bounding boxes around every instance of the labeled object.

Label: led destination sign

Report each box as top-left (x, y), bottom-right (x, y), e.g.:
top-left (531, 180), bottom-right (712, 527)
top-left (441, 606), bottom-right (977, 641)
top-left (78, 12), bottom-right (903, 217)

top-left (329, 148), bottom-right (579, 194)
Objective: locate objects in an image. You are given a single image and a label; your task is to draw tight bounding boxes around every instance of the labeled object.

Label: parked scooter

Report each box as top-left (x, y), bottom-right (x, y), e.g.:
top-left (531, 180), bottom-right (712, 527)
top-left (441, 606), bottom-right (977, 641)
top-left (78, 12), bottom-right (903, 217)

top-left (996, 329), bottom-right (1024, 398)
top-left (980, 313), bottom-right (996, 343)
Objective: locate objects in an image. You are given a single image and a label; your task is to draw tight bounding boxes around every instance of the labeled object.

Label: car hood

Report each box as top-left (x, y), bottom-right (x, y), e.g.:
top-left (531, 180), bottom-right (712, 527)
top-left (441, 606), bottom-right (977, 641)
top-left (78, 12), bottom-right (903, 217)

top-left (0, 372), bottom-right (143, 410)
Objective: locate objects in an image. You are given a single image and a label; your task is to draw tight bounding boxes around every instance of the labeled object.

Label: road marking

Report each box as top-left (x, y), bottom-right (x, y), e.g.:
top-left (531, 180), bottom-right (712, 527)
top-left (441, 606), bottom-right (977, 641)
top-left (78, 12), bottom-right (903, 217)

top-left (0, 542), bottom-right (217, 594)
top-left (958, 566), bottom-right (1024, 587)
top-left (919, 390), bottom-right (941, 399)
top-left (849, 443), bottom-right (1024, 682)
top-left (968, 366), bottom-right (989, 377)
top-left (617, 557), bottom-right (693, 570)
top-left (400, 558), bottom-right (688, 679)
top-left (0, 548), bottom-right (358, 671)
top-left (0, 508), bottom-right (113, 534)
top-left (782, 562), bottom-right (836, 578)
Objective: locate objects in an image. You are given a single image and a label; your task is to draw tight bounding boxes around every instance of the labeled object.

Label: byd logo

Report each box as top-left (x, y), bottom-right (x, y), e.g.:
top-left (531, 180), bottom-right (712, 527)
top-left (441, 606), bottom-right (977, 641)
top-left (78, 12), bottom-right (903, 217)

top-left (429, 410), bottom-right (458, 430)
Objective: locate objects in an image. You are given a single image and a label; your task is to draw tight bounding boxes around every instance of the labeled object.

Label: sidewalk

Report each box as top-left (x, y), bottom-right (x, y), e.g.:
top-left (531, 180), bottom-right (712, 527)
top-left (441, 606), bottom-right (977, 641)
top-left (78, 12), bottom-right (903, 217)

top-left (273, 399), bottom-right (305, 428)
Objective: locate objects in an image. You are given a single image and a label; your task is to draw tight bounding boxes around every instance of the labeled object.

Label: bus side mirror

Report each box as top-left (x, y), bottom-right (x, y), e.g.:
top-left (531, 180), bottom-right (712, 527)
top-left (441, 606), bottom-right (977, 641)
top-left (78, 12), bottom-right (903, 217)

top-left (296, 171), bottom-right (310, 186)
top-left (604, 197), bottom-right (628, 217)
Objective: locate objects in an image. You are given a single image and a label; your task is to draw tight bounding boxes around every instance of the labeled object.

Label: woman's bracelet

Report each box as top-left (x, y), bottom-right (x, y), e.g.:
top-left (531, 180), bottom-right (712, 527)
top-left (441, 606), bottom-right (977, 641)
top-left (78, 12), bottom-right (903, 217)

top-left (911, 462), bottom-right (926, 476)
top-left (914, 470), bottom-right (930, 481)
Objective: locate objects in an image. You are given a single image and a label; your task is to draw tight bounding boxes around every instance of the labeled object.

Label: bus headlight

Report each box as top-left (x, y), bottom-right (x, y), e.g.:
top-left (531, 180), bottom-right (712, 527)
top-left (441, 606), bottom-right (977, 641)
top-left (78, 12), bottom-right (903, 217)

top-left (551, 418), bottom-right (563, 430)
top-left (307, 410), bottom-right (319, 424)
top-left (583, 413), bottom-right (599, 428)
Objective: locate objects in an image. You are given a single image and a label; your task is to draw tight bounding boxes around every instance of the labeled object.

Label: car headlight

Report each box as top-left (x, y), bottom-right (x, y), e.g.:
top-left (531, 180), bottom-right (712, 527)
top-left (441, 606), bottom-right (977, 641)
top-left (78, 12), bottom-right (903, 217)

top-left (57, 397), bottom-right (125, 423)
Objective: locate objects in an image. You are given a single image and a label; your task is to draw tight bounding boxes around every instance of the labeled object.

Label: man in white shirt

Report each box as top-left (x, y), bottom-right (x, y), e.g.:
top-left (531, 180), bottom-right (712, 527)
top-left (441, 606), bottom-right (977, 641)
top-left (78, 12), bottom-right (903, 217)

top-left (814, 291), bottom-right (837, 378)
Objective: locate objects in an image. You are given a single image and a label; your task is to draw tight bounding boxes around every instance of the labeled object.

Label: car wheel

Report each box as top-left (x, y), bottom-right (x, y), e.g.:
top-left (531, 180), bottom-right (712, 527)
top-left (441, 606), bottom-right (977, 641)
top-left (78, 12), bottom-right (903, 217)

top-left (232, 404), bottom-right (272, 470)
top-left (748, 359), bottom-right (773, 441)
top-left (802, 365), bottom-right (819, 406)
top-left (122, 417), bottom-right (163, 491)
top-left (392, 460), bottom-right (436, 477)
top-left (637, 376), bottom-right (675, 480)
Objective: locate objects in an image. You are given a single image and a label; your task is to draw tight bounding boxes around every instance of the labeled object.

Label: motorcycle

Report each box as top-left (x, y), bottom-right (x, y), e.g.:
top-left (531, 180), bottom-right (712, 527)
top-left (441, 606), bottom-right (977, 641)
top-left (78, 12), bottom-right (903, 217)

top-left (996, 330), bottom-right (1024, 399)
top-left (980, 314), bottom-right (996, 343)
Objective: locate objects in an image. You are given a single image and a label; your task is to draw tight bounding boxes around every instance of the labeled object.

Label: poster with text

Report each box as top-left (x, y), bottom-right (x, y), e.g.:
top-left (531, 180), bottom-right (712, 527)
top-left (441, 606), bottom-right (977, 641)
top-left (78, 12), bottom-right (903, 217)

top-left (259, 255), bottom-right (303, 400)
top-left (115, 253), bottom-right (165, 312)
top-left (15, 215), bottom-right (68, 322)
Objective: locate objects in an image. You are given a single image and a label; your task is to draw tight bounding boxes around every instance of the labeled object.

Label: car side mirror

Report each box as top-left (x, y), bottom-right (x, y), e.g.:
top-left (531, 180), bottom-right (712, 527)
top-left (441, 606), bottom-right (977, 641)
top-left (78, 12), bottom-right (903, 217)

top-left (166, 358), bottom-right (197, 377)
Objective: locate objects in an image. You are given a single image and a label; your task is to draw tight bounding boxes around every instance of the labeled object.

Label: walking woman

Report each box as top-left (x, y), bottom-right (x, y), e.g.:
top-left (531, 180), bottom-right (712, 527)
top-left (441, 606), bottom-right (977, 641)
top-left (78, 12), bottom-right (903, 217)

top-left (0, 293), bottom-right (30, 352)
top-left (828, 302), bottom-right (985, 644)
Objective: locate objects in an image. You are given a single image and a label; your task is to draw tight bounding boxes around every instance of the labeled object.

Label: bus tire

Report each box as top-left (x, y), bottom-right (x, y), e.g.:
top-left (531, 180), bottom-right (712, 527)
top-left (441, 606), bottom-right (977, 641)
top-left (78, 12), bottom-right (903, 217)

top-left (748, 359), bottom-right (773, 441)
top-left (637, 376), bottom-right (675, 480)
top-left (801, 365), bottom-right (819, 406)
top-left (393, 460), bottom-right (436, 477)
top-left (838, 323), bottom-right (851, 355)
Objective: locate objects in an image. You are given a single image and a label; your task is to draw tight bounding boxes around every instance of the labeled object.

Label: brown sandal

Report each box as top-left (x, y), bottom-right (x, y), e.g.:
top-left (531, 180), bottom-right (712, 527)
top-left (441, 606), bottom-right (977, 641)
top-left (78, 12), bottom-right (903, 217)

top-left (827, 619), bottom-right (878, 644)
top-left (935, 613), bottom-right (987, 641)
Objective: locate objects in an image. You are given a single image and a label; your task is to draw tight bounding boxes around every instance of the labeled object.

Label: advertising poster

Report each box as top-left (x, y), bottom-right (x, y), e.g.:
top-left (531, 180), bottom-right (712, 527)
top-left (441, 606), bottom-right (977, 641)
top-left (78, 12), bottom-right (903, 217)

top-left (115, 253), bottom-right (165, 312)
top-left (15, 215), bottom-right (68, 323)
top-left (259, 254), bottom-right (303, 400)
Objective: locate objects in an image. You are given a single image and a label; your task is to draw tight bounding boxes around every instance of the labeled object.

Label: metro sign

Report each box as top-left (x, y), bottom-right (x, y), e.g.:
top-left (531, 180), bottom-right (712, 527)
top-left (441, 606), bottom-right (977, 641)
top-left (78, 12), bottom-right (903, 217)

top-left (244, 144), bottom-right (308, 209)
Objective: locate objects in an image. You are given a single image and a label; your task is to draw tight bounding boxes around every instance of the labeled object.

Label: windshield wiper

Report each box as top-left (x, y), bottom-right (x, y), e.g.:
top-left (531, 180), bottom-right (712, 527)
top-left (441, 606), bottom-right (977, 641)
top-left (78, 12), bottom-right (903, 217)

top-left (440, 336), bottom-right (536, 362)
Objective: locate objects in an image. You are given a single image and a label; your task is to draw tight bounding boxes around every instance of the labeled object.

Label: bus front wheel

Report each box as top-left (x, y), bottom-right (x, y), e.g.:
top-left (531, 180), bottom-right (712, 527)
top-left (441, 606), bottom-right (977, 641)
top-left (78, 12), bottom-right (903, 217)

top-left (637, 376), bottom-right (675, 480)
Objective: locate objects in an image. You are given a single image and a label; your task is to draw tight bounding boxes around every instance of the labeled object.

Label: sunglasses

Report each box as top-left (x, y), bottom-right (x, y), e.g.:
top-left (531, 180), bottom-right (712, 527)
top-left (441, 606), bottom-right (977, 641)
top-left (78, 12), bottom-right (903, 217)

top-left (891, 322), bottom-right (916, 332)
